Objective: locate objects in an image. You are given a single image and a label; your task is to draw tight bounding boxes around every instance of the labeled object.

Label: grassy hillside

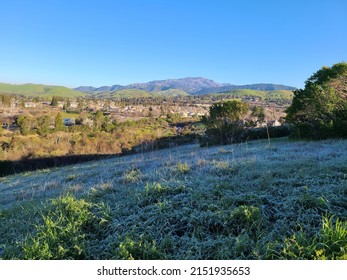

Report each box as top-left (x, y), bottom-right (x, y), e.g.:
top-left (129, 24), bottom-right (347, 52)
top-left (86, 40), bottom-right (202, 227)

top-left (215, 89), bottom-right (293, 100)
top-left (0, 83), bottom-right (86, 98)
top-left (95, 88), bottom-right (188, 99)
top-left (1, 138), bottom-right (347, 259)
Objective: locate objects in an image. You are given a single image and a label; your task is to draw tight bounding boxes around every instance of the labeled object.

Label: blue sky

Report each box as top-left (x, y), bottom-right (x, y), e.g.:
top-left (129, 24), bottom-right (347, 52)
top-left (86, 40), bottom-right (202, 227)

top-left (1, 0), bottom-right (346, 88)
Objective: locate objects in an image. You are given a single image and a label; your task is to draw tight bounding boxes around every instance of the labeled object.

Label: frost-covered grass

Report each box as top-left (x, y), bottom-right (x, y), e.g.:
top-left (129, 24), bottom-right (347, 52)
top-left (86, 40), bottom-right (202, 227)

top-left (1, 137), bottom-right (347, 259)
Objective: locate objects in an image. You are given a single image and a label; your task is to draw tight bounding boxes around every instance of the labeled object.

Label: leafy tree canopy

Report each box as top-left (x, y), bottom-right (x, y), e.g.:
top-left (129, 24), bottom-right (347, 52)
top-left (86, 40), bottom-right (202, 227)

top-left (203, 100), bottom-right (248, 129)
top-left (201, 100), bottom-right (249, 145)
top-left (286, 62), bottom-right (347, 139)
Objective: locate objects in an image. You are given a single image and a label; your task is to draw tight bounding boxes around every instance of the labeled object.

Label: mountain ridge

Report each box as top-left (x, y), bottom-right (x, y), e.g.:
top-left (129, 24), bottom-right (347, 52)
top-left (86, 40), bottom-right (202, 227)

top-left (75, 77), bottom-right (296, 95)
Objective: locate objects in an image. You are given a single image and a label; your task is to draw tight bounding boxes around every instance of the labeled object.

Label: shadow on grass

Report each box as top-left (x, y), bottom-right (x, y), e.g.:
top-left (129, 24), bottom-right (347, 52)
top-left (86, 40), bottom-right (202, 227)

top-left (0, 154), bottom-right (117, 177)
top-left (0, 133), bottom-right (199, 177)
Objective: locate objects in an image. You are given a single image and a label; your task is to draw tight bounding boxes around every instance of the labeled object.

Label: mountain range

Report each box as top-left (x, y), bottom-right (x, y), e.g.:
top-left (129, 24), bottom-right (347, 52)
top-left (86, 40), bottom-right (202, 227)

top-left (0, 77), bottom-right (296, 99)
top-left (75, 77), bottom-right (296, 95)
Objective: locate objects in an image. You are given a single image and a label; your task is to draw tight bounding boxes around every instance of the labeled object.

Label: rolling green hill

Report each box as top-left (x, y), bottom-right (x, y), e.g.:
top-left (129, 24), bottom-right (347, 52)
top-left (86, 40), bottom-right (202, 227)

top-left (0, 83), bottom-right (86, 98)
top-left (214, 89), bottom-right (294, 100)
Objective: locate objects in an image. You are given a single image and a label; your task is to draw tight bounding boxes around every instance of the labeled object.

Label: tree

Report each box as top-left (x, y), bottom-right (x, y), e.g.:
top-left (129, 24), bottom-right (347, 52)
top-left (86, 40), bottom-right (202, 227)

top-left (94, 110), bottom-right (104, 131)
top-left (201, 100), bottom-right (249, 144)
top-left (286, 62), bottom-right (347, 139)
top-left (54, 112), bottom-right (65, 132)
top-left (251, 106), bottom-right (265, 124)
top-left (36, 115), bottom-right (51, 135)
top-left (101, 116), bottom-right (116, 132)
top-left (51, 96), bottom-right (59, 107)
top-left (17, 115), bottom-right (33, 135)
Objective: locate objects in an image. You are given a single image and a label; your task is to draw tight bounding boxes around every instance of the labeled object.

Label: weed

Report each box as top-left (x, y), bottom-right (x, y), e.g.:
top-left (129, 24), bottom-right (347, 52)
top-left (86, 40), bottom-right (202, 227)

top-left (226, 205), bottom-right (264, 237)
top-left (21, 195), bottom-right (110, 260)
top-left (116, 235), bottom-right (165, 260)
top-left (277, 215), bottom-right (347, 260)
top-left (122, 168), bottom-right (142, 183)
top-left (66, 174), bottom-right (77, 181)
top-left (175, 162), bottom-right (190, 174)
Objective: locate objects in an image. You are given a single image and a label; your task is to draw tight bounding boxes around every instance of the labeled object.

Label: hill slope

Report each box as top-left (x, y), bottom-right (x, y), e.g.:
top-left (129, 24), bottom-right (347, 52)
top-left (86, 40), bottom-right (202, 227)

top-left (214, 89), bottom-right (294, 100)
top-left (0, 83), bottom-right (86, 98)
top-left (1, 138), bottom-right (347, 260)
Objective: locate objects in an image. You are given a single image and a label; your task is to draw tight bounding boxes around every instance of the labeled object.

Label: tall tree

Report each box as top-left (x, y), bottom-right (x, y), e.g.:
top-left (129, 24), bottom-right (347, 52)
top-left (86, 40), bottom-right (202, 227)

top-left (54, 112), bottom-right (65, 132)
top-left (286, 62), bottom-right (347, 138)
top-left (0, 114), bottom-right (3, 135)
top-left (51, 96), bottom-right (59, 107)
top-left (202, 100), bottom-right (248, 144)
top-left (94, 110), bottom-right (104, 131)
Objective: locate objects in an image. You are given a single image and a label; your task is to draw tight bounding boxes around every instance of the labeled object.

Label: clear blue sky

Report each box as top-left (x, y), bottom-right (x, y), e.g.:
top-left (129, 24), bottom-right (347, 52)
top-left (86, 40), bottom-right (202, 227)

top-left (1, 0), bottom-right (346, 88)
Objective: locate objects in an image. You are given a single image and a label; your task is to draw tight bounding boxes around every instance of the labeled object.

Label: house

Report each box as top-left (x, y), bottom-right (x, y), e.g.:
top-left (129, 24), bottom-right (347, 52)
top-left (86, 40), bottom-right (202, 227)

top-left (69, 101), bottom-right (78, 109)
top-left (57, 101), bottom-right (65, 109)
top-left (267, 120), bottom-right (281, 127)
top-left (24, 102), bottom-right (37, 108)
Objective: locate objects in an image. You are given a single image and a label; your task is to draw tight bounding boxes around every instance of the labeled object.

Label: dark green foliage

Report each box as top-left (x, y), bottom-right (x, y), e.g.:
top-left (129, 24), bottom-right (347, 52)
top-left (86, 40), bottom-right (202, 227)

top-left (36, 115), bottom-right (51, 136)
top-left (101, 116), bottom-right (115, 132)
top-left (286, 62), bottom-right (347, 139)
top-left (50, 96), bottom-right (59, 106)
top-left (94, 110), bottom-right (104, 131)
top-left (16, 115), bottom-right (34, 135)
top-left (250, 105), bottom-right (265, 122)
top-left (201, 100), bottom-right (248, 145)
top-left (54, 113), bottom-right (64, 132)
